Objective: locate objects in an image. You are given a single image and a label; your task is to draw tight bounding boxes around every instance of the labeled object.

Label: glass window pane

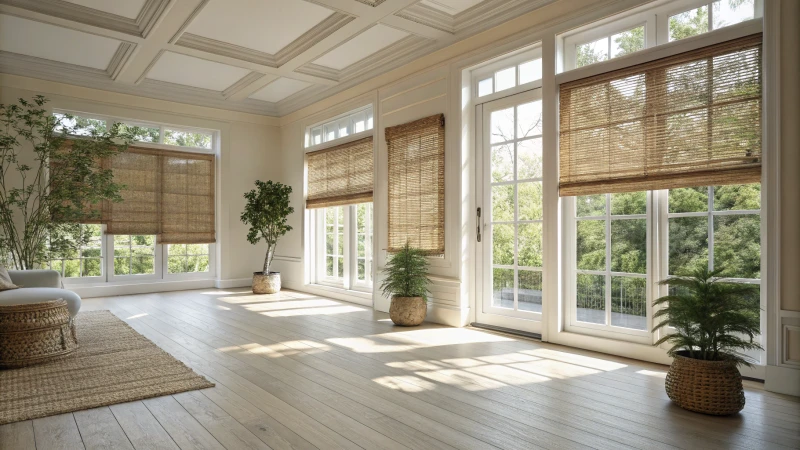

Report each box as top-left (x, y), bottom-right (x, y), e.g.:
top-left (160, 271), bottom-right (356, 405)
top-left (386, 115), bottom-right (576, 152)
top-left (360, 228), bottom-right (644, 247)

top-left (517, 138), bottom-right (542, 180)
top-left (492, 224), bottom-right (514, 265)
top-left (576, 220), bottom-right (606, 271)
top-left (517, 223), bottom-right (543, 267)
top-left (64, 260), bottom-right (81, 277)
top-left (53, 113), bottom-right (107, 136)
top-left (518, 59), bottom-right (542, 84)
top-left (490, 107), bottom-right (514, 143)
top-left (311, 127), bottom-right (322, 146)
top-left (353, 112), bottom-right (366, 133)
top-left (610, 191), bottom-right (646, 215)
top-left (495, 67), bottom-right (516, 92)
top-left (669, 217), bottom-right (709, 275)
top-left (518, 270), bottom-right (542, 312)
top-left (163, 129), bottom-right (212, 149)
top-left (323, 123), bottom-right (337, 142)
top-left (169, 256), bottom-right (186, 274)
top-left (82, 259), bottom-right (102, 277)
top-left (358, 259), bottom-right (365, 280)
top-left (611, 276), bottom-right (646, 330)
top-left (669, 187), bottom-right (708, 213)
top-left (337, 257), bottom-right (344, 278)
top-left (119, 123), bottom-right (159, 143)
top-left (492, 268), bottom-right (514, 309)
top-left (610, 219), bottom-right (646, 274)
top-left (478, 78), bottom-right (493, 97)
top-left (669, 6), bottom-right (709, 42)
top-left (326, 256), bottom-right (334, 277)
top-left (577, 274), bottom-right (606, 324)
top-left (517, 182), bottom-right (543, 221)
top-left (516, 100), bottom-right (542, 139)
top-left (366, 109), bottom-right (374, 130)
top-left (712, 0), bottom-right (754, 29)
top-left (576, 194), bottom-right (606, 217)
top-left (611, 26), bottom-right (645, 58)
top-left (114, 258), bottom-right (129, 275)
top-left (576, 37), bottom-right (608, 68)
top-left (491, 184), bottom-right (514, 222)
top-left (714, 214), bottom-right (760, 279)
top-left (714, 184), bottom-right (760, 211)
top-left (490, 144), bottom-right (514, 182)
top-left (338, 118), bottom-right (349, 138)
top-left (132, 257), bottom-right (155, 274)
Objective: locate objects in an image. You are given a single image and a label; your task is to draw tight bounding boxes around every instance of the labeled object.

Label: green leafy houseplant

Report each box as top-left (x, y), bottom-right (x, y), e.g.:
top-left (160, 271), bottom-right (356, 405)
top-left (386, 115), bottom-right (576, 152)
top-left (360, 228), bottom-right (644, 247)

top-left (380, 242), bottom-right (431, 326)
top-left (240, 180), bottom-right (294, 275)
top-left (0, 96), bottom-right (133, 269)
top-left (653, 267), bottom-right (762, 366)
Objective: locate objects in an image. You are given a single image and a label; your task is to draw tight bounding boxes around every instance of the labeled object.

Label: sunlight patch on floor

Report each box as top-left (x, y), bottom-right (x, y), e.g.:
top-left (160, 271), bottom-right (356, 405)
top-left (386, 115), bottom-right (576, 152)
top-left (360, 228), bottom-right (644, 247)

top-left (373, 375), bottom-right (437, 392)
top-left (386, 360), bottom-right (447, 371)
top-left (200, 290), bottom-right (237, 295)
top-left (262, 305), bottom-right (366, 317)
top-left (376, 327), bottom-right (513, 346)
top-left (415, 368), bottom-right (508, 391)
top-left (466, 363), bottom-right (551, 385)
top-left (508, 359), bottom-right (600, 379)
top-left (637, 369), bottom-right (667, 378)
top-left (243, 299), bottom-right (342, 312)
top-left (521, 348), bottom-right (628, 371)
top-left (126, 313), bottom-right (148, 319)
top-left (327, 337), bottom-right (418, 353)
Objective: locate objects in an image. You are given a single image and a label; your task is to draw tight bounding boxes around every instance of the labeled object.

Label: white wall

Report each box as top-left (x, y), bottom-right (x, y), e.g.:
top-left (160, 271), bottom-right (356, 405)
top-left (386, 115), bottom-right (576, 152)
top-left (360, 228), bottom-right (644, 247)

top-left (0, 73), bottom-right (283, 289)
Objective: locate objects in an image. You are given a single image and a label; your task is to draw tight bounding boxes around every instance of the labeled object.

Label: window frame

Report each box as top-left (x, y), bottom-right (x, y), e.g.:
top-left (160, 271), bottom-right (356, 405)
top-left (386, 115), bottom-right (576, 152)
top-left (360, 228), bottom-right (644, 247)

top-left (311, 203), bottom-right (374, 293)
top-left (304, 105), bottom-right (374, 149)
top-left (50, 110), bottom-right (218, 285)
top-left (46, 223), bottom-right (106, 285)
top-left (471, 44), bottom-right (543, 104)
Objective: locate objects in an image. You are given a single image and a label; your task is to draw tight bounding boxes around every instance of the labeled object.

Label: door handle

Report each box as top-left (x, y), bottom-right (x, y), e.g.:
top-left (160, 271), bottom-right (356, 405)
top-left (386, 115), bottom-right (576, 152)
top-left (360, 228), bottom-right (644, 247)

top-left (476, 207), bottom-right (482, 243)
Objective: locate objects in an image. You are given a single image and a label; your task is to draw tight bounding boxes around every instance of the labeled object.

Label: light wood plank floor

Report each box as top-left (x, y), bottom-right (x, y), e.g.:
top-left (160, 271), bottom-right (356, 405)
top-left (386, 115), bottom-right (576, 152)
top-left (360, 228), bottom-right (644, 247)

top-left (2, 288), bottom-right (798, 450)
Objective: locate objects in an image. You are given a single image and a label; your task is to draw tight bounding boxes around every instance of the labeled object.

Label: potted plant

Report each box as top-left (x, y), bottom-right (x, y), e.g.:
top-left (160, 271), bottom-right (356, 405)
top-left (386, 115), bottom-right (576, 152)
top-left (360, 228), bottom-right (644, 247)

top-left (240, 180), bottom-right (294, 294)
top-left (380, 242), bottom-right (431, 326)
top-left (653, 267), bottom-right (762, 415)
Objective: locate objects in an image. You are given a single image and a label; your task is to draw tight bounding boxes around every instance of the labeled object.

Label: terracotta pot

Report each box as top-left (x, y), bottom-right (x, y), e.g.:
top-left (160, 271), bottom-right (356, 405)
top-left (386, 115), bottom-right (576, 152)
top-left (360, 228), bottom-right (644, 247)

top-left (389, 296), bottom-right (427, 326)
top-left (252, 272), bottom-right (281, 294)
top-left (665, 351), bottom-right (745, 415)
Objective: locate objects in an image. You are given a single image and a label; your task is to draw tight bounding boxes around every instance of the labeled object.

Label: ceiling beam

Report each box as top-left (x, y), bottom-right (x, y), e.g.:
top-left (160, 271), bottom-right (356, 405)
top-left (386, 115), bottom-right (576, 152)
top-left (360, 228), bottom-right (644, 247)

top-left (226, 74), bottom-right (281, 101)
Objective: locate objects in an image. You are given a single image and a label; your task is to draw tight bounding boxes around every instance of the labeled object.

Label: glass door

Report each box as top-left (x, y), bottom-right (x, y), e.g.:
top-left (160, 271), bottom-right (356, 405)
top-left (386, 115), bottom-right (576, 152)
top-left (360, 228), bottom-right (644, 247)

top-left (476, 88), bottom-right (544, 334)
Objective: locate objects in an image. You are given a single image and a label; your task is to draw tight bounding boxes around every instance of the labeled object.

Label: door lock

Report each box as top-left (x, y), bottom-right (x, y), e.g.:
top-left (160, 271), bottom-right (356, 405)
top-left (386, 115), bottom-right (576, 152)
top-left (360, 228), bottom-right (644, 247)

top-left (476, 207), bottom-right (482, 242)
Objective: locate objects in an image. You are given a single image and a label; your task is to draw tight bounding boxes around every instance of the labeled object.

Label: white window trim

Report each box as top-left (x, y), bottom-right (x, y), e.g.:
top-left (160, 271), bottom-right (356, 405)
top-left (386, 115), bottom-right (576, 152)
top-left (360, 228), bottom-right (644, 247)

top-left (471, 44), bottom-right (543, 105)
top-left (304, 105), bottom-right (374, 149)
top-left (310, 205), bottom-right (374, 294)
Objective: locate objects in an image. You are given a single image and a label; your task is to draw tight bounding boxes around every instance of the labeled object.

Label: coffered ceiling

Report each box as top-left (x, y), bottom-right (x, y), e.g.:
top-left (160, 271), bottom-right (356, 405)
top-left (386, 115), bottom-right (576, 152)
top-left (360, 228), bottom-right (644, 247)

top-left (0, 0), bottom-right (554, 117)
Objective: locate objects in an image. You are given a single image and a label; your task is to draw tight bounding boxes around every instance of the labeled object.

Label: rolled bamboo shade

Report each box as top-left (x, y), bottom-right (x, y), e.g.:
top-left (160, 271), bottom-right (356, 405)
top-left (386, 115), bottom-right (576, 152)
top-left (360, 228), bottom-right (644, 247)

top-left (105, 147), bottom-right (215, 244)
top-left (559, 34), bottom-right (762, 197)
top-left (306, 136), bottom-right (373, 209)
top-left (386, 114), bottom-right (445, 255)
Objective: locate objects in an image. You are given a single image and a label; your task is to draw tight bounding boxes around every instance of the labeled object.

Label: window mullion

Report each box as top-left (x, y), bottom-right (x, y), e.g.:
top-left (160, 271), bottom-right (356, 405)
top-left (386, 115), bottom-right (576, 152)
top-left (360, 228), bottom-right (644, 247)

top-left (708, 186), bottom-right (715, 271)
top-left (605, 194), bottom-right (612, 326)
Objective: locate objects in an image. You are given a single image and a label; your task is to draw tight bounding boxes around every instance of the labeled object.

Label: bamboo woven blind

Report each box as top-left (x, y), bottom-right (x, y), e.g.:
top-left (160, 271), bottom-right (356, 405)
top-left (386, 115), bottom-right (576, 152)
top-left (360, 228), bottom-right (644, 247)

top-left (386, 114), bottom-right (445, 255)
top-left (559, 34), bottom-right (762, 196)
top-left (105, 147), bottom-right (215, 244)
top-left (306, 136), bottom-right (374, 209)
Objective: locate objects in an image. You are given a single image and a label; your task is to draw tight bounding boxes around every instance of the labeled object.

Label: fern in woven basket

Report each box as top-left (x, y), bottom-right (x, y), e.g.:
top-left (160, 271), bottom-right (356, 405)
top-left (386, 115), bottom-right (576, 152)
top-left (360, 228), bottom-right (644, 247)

top-left (653, 267), bottom-right (762, 367)
top-left (380, 242), bottom-right (431, 299)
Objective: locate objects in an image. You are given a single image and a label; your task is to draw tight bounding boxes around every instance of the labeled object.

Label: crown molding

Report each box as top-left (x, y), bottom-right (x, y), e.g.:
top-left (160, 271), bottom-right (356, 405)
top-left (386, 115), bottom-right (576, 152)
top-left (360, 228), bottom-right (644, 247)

top-left (174, 12), bottom-right (354, 69)
top-left (222, 72), bottom-right (264, 99)
top-left (106, 42), bottom-right (137, 80)
top-left (394, 4), bottom-right (455, 34)
top-left (0, 0), bottom-right (171, 38)
top-left (355, 0), bottom-right (388, 6)
top-left (295, 64), bottom-right (341, 82)
top-left (455, 0), bottom-right (556, 36)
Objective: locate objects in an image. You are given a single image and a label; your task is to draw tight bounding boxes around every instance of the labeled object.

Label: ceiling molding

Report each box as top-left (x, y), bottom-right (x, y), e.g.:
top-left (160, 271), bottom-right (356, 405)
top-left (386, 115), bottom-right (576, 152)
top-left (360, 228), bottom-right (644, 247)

top-left (394, 4), bottom-right (455, 34)
top-left (295, 64), bottom-right (340, 82)
top-left (134, 49), bottom-right (165, 85)
top-left (455, 0), bottom-right (555, 36)
top-left (176, 33), bottom-right (277, 67)
top-left (106, 42), bottom-right (137, 80)
top-left (168, 0), bottom-right (209, 44)
top-left (273, 12), bottom-right (356, 67)
top-left (354, 0), bottom-right (388, 6)
top-left (222, 71), bottom-right (264, 99)
top-left (0, 0), bottom-right (171, 38)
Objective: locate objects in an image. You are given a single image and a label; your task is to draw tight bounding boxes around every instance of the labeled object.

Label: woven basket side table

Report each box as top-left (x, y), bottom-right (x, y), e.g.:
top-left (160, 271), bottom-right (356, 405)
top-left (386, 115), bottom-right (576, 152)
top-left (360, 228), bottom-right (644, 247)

top-left (0, 299), bottom-right (78, 369)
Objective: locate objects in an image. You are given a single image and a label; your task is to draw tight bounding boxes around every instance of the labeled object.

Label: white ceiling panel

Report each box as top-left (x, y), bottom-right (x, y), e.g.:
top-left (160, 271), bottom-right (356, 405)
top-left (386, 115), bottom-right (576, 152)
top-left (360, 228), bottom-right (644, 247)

top-left (146, 52), bottom-right (251, 91)
top-left (0, 15), bottom-right (121, 70)
top-left (249, 78), bottom-right (312, 103)
top-left (187, 0), bottom-right (334, 55)
top-left (62, 0), bottom-right (147, 19)
top-left (420, 0), bottom-right (485, 15)
top-left (314, 24), bottom-right (408, 70)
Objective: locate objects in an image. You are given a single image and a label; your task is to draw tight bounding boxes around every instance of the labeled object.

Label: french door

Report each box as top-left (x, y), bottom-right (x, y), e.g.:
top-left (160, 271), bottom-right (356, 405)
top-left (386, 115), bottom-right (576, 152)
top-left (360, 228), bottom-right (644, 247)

top-left (476, 88), bottom-right (544, 334)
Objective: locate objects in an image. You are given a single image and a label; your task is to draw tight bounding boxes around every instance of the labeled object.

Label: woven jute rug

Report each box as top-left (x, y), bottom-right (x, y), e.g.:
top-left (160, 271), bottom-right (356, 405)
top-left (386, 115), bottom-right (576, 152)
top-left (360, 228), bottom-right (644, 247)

top-left (0, 310), bottom-right (213, 425)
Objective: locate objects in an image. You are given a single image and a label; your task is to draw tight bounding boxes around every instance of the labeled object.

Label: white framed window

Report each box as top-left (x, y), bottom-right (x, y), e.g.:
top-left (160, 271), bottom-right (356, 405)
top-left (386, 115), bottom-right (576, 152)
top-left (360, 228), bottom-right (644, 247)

top-left (305, 105), bottom-right (374, 148)
top-left (472, 45), bottom-right (542, 102)
top-left (559, 0), bottom-right (761, 71)
top-left (49, 111), bottom-right (217, 284)
top-left (312, 203), bottom-right (373, 291)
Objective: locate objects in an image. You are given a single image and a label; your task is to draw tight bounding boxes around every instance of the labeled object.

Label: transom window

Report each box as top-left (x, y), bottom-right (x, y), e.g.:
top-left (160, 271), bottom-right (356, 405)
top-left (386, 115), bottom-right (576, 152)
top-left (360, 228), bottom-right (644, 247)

top-left (306, 106), bottom-right (373, 148)
top-left (560, 0), bottom-right (760, 71)
top-left (474, 46), bottom-right (543, 100)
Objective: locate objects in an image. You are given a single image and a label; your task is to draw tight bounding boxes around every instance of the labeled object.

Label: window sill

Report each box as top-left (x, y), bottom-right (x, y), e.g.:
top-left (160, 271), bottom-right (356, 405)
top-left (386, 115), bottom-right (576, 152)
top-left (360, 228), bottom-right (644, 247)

top-left (64, 277), bottom-right (216, 299)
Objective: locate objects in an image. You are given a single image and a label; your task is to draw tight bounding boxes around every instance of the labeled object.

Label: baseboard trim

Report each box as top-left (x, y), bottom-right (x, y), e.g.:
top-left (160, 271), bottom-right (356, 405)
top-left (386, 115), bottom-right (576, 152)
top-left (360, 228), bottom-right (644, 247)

top-left (70, 279), bottom-right (216, 298)
top-left (765, 364), bottom-right (800, 397)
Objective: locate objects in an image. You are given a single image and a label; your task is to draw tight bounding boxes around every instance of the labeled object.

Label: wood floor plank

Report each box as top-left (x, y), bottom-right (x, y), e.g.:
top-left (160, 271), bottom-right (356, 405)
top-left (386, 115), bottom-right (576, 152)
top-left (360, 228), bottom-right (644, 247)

top-left (32, 413), bottom-right (85, 450)
top-left (70, 288), bottom-right (799, 450)
top-left (172, 390), bottom-right (272, 450)
top-left (141, 396), bottom-right (225, 450)
top-left (73, 407), bottom-right (134, 450)
top-left (108, 401), bottom-right (179, 450)
top-left (0, 420), bottom-right (35, 450)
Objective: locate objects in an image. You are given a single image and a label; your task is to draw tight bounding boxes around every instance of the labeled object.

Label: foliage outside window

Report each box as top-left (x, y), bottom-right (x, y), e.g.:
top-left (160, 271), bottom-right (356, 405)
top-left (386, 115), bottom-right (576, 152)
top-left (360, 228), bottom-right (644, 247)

top-left (48, 224), bottom-right (103, 278)
top-left (113, 235), bottom-right (156, 276)
top-left (316, 203), bottom-right (373, 289)
top-left (576, 26), bottom-right (645, 68)
top-left (164, 129), bottom-right (212, 149)
top-left (168, 244), bottom-right (210, 274)
top-left (356, 203), bottom-right (373, 284)
top-left (669, 0), bottom-right (754, 42)
top-left (478, 58), bottom-right (542, 98)
top-left (324, 206), bottom-right (345, 279)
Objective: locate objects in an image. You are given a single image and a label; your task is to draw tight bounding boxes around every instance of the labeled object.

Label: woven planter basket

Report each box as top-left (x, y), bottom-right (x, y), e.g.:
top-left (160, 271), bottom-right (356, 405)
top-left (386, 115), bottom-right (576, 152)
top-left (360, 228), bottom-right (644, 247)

top-left (665, 351), bottom-right (745, 415)
top-left (0, 299), bottom-right (78, 369)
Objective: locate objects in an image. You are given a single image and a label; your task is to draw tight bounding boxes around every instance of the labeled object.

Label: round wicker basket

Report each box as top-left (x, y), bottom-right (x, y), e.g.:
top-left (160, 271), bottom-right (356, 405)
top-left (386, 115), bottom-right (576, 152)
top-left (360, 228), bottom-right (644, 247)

top-left (665, 351), bottom-right (745, 415)
top-left (0, 299), bottom-right (78, 369)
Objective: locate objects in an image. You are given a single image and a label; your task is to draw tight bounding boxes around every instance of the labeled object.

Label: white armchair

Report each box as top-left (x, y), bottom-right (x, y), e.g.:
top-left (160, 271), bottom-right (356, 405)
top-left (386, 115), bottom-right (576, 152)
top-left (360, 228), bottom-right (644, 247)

top-left (0, 269), bottom-right (81, 317)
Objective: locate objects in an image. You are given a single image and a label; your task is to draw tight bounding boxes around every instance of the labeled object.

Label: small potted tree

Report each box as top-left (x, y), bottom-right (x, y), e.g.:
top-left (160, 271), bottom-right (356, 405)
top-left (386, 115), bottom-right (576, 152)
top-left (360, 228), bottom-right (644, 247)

top-left (240, 180), bottom-right (294, 294)
top-left (653, 267), bottom-right (762, 415)
top-left (380, 242), bottom-right (431, 326)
